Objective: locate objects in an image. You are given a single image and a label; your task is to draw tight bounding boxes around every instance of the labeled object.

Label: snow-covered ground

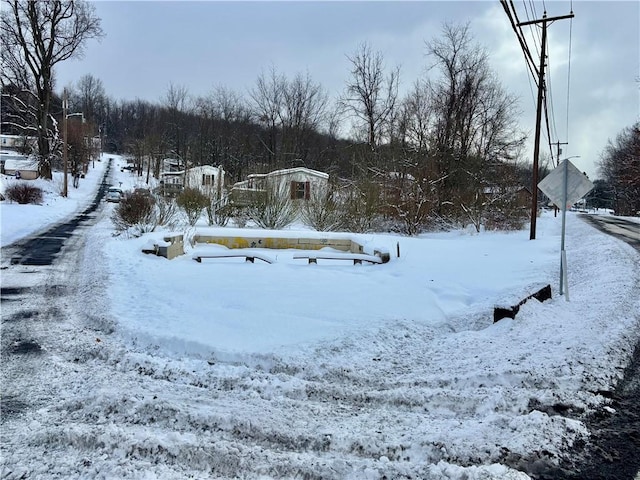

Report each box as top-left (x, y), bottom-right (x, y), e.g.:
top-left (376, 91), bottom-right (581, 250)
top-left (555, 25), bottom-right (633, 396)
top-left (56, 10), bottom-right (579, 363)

top-left (1, 154), bottom-right (639, 479)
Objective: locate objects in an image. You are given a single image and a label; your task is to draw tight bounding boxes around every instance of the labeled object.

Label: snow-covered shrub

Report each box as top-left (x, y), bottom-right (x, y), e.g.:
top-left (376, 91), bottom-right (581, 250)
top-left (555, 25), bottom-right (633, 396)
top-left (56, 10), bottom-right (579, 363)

top-left (111, 191), bottom-right (156, 236)
top-left (5, 183), bottom-right (43, 204)
top-left (301, 186), bottom-right (344, 232)
top-left (341, 179), bottom-right (382, 233)
top-left (153, 195), bottom-right (181, 230)
top-left (207, 202), bottom-right (247, 228)
top-left (386, 180), bottom-right (437, 236)
top-left (247, 182), bottom-right (297, 229)
top-left (176, 188), bottom-right (209, 226)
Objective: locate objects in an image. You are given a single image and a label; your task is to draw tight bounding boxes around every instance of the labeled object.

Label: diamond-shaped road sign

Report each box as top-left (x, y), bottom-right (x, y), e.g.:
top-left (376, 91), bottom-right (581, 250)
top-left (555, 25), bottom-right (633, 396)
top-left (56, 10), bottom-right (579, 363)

top-left (538, 159), bottom-right (594, 209)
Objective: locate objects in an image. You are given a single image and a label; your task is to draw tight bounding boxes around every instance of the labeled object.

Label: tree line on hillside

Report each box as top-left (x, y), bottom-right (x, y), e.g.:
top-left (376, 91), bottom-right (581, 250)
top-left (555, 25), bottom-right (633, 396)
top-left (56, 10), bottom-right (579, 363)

top-left (12, 0), bottom-right (632, 234)
top-left (597, 123), bottom-right (639, 216)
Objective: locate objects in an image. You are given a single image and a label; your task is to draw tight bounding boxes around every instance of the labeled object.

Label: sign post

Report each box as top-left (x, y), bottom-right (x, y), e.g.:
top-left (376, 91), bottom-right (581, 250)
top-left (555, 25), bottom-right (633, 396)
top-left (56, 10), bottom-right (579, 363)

top-left (538, 159), bottom-right (594, 300)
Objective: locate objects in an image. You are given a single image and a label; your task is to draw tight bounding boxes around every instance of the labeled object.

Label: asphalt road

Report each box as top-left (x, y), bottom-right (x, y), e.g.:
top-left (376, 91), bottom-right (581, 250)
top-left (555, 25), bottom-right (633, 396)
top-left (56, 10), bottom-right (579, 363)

top-left (5, 164), bottom-right (112, 266)
top-left (580, 214), bottom-right (640, 251)
top-left (1, 160), bottom-right (112, 423)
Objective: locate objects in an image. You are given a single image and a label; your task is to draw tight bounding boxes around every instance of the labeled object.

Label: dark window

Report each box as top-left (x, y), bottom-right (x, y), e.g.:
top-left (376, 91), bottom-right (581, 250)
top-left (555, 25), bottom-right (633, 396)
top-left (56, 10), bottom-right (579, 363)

top-left (290, 181), bottom-right (310, 200)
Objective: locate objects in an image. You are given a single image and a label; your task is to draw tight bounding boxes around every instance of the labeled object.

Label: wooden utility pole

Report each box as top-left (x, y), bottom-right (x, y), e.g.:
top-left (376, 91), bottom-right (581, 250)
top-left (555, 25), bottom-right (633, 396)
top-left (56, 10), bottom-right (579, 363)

top-left (518, 11), bottom-right (574, 240)
top-left (63, 88), bottom-right (68, 198)
top-left (554, 141), bottom-right (568, 167)
top-left (553, 141), bottom-right (568, 216)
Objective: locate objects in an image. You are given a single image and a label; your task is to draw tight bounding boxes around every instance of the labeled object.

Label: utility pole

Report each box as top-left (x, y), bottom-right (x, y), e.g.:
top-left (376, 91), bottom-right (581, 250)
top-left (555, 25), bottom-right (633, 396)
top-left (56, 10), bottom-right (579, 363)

top-left (518, 11), bottom-right (574, 240)
top-left (553, 141), bottom-right (568, 216)
top-left (554, 141), bottom-right (568, 167)
top-left (63, 88), bottom-right (68, 198)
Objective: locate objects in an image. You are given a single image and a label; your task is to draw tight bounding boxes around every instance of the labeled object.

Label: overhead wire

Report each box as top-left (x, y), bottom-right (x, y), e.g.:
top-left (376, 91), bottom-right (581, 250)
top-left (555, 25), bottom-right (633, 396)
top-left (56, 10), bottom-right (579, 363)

top-left (546, 48), bottom-right (559, 155)
top-left (543, 95), bottom-right (556, 164)
top-left (501, 0), bottom-right (575, 170)
top-left (502, 1), bottom-right (539, 81)
top-left (565, 3), bottom-right (574, 146)
top-left (537, 2), bottom-right (566, 163)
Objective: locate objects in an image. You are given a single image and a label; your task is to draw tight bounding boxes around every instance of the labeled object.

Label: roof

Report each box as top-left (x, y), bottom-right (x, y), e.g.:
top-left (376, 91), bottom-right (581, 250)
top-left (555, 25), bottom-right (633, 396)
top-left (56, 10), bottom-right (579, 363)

top-left (247, 167), bottom-right (329, 180)
top-left (483, 186), bottom-right (531, 195)
top-left (2, 155), bottom-right (39, 171)
top-left (186, 165), bottom-right (223, 174)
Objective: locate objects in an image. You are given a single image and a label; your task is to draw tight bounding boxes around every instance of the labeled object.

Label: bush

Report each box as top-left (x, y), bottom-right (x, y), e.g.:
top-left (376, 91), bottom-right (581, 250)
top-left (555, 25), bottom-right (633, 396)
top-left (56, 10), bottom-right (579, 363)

top-left (386, 181), bottom-right (436, 236)
top-left (208, 202), bottom-right (246, 227)
top-left (247, 182), bottom-right (297, 229)
top-left (5, 183), bottom-right (43, 204)
top-left (112, 191), bottom-right (156, 236)
top-left (341, 179), bottom-right (382, 233)
top-left (154, 195), bottom-right (181, 230)
top-left (176, 188), bottom-right (209, 226)
top-left (302, 187), bottom-right (344, 232)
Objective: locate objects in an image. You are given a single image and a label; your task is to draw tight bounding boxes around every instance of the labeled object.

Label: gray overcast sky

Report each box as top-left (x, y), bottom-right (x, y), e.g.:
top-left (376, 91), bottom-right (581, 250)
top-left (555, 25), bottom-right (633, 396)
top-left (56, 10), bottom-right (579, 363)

top-left (55, 1), bottom-right (640, 180)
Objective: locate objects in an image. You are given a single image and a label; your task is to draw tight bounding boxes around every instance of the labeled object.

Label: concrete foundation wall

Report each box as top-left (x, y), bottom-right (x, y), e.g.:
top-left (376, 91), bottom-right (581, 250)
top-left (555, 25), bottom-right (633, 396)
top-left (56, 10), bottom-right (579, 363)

top-left (157, 235), bottom-right (184, 260)
top-left (193, 235), bottom-right (364, 254)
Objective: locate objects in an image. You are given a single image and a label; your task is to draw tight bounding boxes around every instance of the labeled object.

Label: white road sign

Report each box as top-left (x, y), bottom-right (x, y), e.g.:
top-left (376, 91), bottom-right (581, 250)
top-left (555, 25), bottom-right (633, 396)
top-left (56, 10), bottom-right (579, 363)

top-left (538, 159), bottom-right (594, 209)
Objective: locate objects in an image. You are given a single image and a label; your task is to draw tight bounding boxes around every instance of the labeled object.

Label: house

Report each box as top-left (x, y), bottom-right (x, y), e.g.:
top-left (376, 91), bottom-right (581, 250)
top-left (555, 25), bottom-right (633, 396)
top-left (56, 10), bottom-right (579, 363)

top-left (185, 165), bottom-right (225, 199)
top-left (230, 167), bottom-right (329, 206)
top-left (162, 158), bottom-right (183, 172)
top-left (483, 185), bottom-right (531, 208)
top-left (0, 134), bottom-right (37, 152)
top-left (159, 164), bottom-right (225, 199)
top-left (158, 171), bottom-right (184, 196)
top-left (1, 153), bottom-right (39, 180)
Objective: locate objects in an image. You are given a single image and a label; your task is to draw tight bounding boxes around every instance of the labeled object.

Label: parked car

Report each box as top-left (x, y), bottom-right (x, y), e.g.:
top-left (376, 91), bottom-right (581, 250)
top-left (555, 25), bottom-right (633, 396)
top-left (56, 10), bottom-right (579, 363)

top-left (106, 186), bottom-right (123, 203)
top-left (132, 187), bottom-right (152, 198)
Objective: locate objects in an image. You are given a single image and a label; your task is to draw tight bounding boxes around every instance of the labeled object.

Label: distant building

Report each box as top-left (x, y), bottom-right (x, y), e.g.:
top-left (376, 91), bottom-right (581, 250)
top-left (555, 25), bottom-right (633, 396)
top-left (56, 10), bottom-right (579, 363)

top-left (1, 153), bottom-right (39, 179)
top-left (0, 134), bottom-right (37, 152)
top-left (482, 185), bottom-right (531, 209)
top-left (185, 165), bottom-right (225, 200)
top-left (158, 164), bottom-right (225, 199)
top-left (230, 167), bottom-right (329, 206)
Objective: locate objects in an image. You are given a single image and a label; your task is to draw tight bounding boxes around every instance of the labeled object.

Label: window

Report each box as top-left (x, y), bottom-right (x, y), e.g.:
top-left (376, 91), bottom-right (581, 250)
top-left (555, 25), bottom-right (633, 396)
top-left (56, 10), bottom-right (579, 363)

top-left (290, 181), bottom-right (310, 200)
top-left (202, 174), bottom-right (214, 186)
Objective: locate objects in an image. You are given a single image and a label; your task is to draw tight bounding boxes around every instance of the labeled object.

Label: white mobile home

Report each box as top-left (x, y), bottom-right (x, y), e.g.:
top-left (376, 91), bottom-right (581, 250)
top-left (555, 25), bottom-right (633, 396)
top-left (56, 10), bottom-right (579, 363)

top-left (185, 165), bottom-right (225, 198)
top-left (231, 167), bottom-right (329, 205)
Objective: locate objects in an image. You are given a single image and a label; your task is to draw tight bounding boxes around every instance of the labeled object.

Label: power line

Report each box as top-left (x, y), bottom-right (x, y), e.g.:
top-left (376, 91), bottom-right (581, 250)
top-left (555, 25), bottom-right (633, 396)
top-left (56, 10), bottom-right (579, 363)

top-left (546, 53), bottom-right (559, 146)
top-left (543, 94), bottom-right (555, 164)
top-left (523, 1), bottom-right (542, 61)
top-left (502, 1), bottom-right (539, 81)
top-left (565, 10), bottom-right (574, 144)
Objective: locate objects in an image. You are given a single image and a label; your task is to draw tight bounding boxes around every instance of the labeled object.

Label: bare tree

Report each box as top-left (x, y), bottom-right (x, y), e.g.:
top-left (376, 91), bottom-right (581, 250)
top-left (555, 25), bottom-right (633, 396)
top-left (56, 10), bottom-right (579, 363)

top-left (0, 0), bottom-right (103, 179)
top-left (281, 71), bottom-right (328, 162)
top-left (399, 80), bottom-right (435, 155)
top-left (195, 85), bottom-right (252, 180)
top-left (426, 23), bottom-right (525, 215)
top-left (70, 74), bottom-right (106, 126)
top-left (249, 66), bottom-right (286, 167)
top-left (209, 85), bottom-right (249, 122)
top-left (598, 123), bottom-right (640, 216)
top-left (163, 82), bottom-right (191, 161)
top-left (341, 42), bottom-right (400, 152)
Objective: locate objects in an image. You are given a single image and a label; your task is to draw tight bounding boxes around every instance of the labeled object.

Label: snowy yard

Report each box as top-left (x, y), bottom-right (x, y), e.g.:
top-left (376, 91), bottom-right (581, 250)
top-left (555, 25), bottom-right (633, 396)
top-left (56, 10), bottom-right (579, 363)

top-left (1, 155), bottom-right (639, 479)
